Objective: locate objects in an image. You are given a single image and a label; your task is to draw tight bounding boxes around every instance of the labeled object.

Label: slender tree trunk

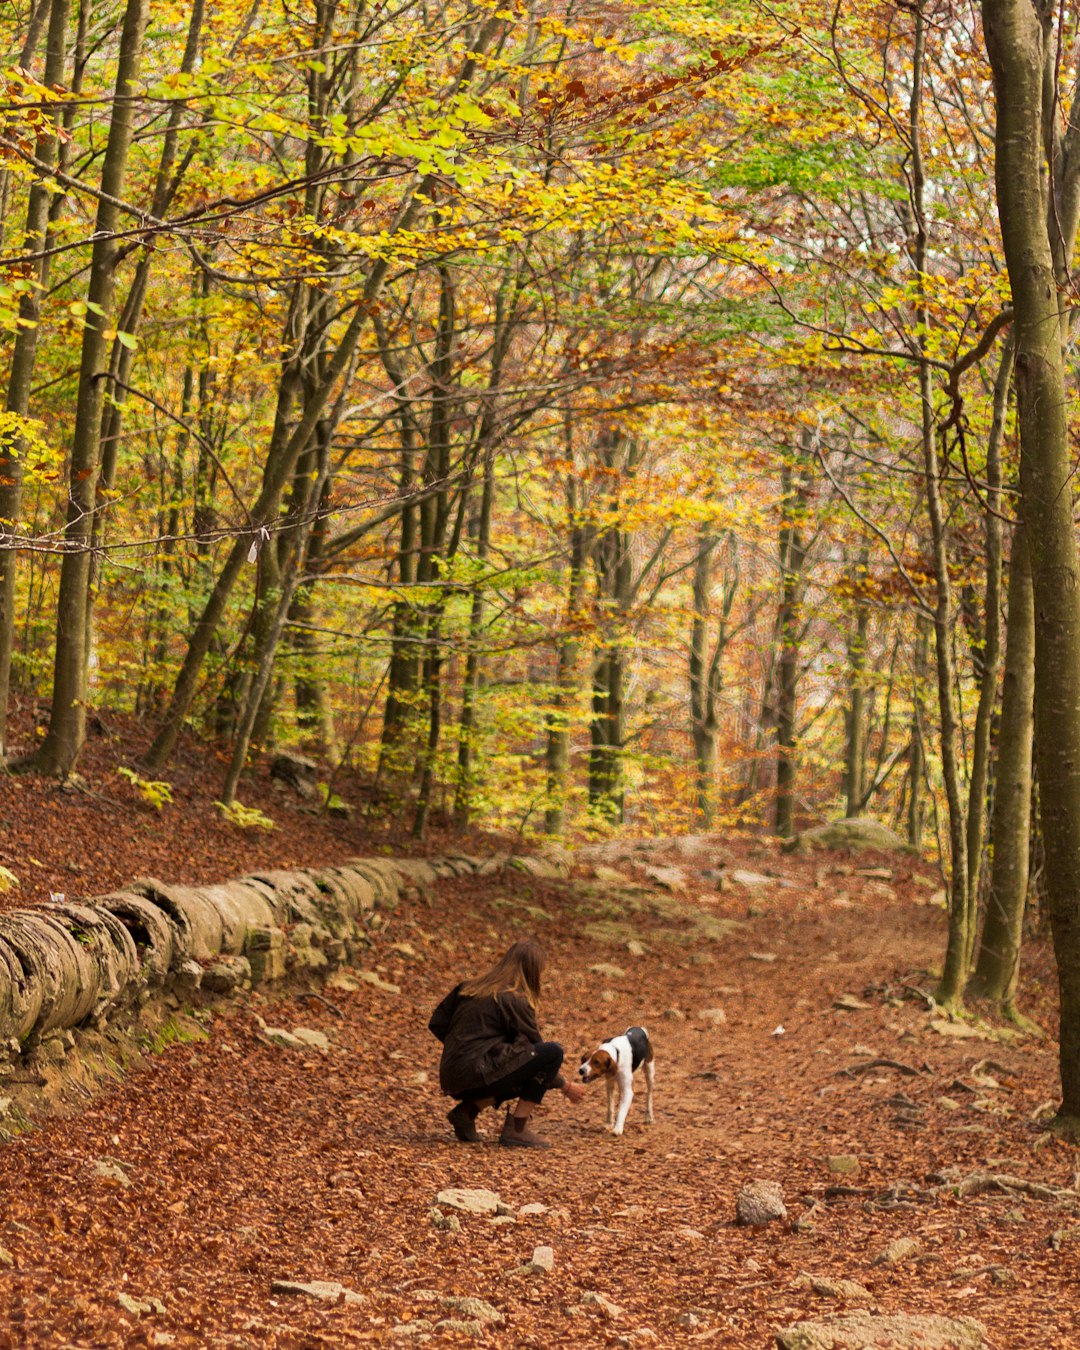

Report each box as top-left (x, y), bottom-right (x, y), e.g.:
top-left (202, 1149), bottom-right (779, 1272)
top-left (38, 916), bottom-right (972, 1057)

top-left (907, 617), bottom-right (929, 848)
top-left (690, 529), bottom-right (720, 826)
top-left (0, 0), bottom-right (70, 756)
top-left (842, 549), bottom-right (870, 817)
top-left (544, 482), bottom-right (585, 835)
top-left (969, 523), bottom-right (1034, 1011)
top-left (17, 0), bottom-right (148, 776)
top-left (453, 449), bottom-right (495, 827)
top-left (775, 433), bottom-right (811, 839)
top-left (964, 339), bottom-right (1013, 940)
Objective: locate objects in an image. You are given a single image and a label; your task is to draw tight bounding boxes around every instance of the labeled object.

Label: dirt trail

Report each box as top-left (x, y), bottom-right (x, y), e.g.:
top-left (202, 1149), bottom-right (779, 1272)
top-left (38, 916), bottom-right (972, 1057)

top-left (0, 844), bottom-right (1075, 1348)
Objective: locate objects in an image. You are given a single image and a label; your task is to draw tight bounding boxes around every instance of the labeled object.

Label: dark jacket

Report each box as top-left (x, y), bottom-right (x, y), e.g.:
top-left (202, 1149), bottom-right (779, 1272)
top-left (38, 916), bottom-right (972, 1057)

top-left (429, 984), bottom-right (541, 1097)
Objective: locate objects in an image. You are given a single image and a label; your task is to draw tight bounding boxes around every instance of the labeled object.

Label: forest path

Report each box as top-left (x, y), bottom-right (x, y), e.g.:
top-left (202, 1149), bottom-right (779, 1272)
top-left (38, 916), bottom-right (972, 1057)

top-left (0, 842), bottom-right (1075, 1349)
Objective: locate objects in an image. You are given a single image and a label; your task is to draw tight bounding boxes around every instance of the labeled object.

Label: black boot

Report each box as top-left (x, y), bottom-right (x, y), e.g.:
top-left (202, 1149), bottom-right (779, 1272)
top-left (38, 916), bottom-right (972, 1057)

top-left (447, 1100), bottom-right (482, 1143)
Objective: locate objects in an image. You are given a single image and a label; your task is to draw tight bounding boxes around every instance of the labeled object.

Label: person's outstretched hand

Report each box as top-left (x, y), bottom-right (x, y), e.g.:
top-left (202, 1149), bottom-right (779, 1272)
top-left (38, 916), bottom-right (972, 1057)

top-left (562, 1081), bottom-right (586, 1105)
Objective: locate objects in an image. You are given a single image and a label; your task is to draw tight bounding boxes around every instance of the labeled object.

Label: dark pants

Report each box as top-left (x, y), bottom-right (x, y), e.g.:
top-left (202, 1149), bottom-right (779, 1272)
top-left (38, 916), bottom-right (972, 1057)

top-left (463, 1042), bottom-right (564, 1107)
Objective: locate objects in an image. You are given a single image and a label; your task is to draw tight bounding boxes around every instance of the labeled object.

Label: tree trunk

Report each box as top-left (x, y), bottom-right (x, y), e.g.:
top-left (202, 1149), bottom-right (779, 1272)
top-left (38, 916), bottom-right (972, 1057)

top-left (775, 432), bottom-right (812, 839)
top-left (969, 523), bottom-right (1034, 1011)
top-left (842, 549), bottom-right (870, 817)
top-left (453, 449), bottom-right (495, 827)
top-left (17, 0), bottom-right (148, 776)
top-left (544, 478), bottom-right (585, 835)
top-left (964, 338), bottom-right (1013, 934)
top-left (0, 0), bottom-right (69, 757)
top-left (982, 0), bottom-right (1080, 1120)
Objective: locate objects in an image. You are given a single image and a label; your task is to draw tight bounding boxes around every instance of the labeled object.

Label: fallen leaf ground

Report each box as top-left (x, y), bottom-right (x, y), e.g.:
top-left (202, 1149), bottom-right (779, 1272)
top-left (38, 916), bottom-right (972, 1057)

top-left (0, 721), bottom-right (1077, 1348)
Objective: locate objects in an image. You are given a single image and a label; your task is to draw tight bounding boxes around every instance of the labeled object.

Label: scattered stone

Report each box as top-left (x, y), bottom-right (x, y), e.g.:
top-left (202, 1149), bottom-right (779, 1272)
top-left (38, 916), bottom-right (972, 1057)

top-left (736, 1180), bottom-right (788, 1227)
top-left (356, 970), bottom-right (401, 994)
top-left (662, 1007), bottom-right (687, 1020)
top-left (643, 864), bottom-right (688, 892)
top-left (1048, 1224), bottom-right (1080, 1251)
top-left (269, 752), bottom-right (320, 798)
top-left (833, 994), bottom-right (872, 1012)
top-left (93, 1160), bottom-right (132, 1188)
top-left (289, 1027), bottom-right (331, 1053)
top-left (589, 963), bottom-right (627, 979)
top-left (328, 972), bottom-right (362, 992)
top-left (731, 869), bottom-right (774, 887)
top-left (271, 1279), bottom-right (364, 1305)
top-left (488, 1215), bottom-right (516, 1227)
top-left (494, 1201), bottom-right (515, 1218)
top-left (441, 1296), bottom-right (503, 1324)
top-left (392, 1320), bottom-right (435, 1337)
top-left (937, 1096), bottom-right (961, 1112)
top-left (676, 1227), bottom-right (705, 1241)
top-left (929, 1019), bottom-right (987, 1041)
top-left (677, 1312), bottom-right (700, 1330)
top-left (775, 1312), bottom-right (985, 1349)
top-left (698, 1007), bottom-right (728, 1026)
top-left (626, 940), bottom-right (647, 958)
top-left (529, 1246), bottom-right (554, 1273)
top-left (518, 1202), bottom-right (549, 1217)
top-left (429, 1208), bottom-right (460, 1233)
top-left (795, 1273), bottom-right (872, 1303)
top-left (436, 1187), bottom-right (501, 1215)
top-left (594, 865), bottom-right (632, 884)
top-left (434, 1319), bottom-right (484, 1338)
top-left (826, 1155), bottom-right (861, 1177)
top-left (117, 1293), bottom-right (166, 1316)
top-left (262, 1027), bottom-right (306, 1051)
top-left (850, 1045), bottom-right (876, 1057)
top-left (855, 868), bottom-right (893, 880)
top-left (0, 1247), bottom-right (13, 1268)
top-left (872, 1235), bottom-right (922, 1267)
top-left (580, 1291), bottom-right (625, 1319)
top-left (748, 951), bottom-right (779, 964)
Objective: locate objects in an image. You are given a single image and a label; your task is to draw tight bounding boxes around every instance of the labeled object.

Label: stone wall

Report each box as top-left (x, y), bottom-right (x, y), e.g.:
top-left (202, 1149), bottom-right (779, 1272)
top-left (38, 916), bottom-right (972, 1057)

top-left (0, 851), bottom-right (569, 1056)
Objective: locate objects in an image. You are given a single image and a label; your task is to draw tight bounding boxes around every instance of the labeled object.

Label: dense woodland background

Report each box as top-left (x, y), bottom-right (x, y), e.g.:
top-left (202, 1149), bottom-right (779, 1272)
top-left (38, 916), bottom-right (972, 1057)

top-left (5, 0), bottom-right (1080, 1111)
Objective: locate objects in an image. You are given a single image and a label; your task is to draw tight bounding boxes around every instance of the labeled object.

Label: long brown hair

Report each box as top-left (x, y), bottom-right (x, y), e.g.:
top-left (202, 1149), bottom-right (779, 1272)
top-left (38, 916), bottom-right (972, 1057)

top-left (459, 939), bottom-right (545, 1009)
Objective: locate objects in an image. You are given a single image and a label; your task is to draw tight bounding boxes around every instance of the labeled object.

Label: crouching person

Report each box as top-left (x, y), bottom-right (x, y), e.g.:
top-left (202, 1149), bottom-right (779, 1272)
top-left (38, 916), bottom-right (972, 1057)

top-left (428, 938), bottom-right (585, 1148)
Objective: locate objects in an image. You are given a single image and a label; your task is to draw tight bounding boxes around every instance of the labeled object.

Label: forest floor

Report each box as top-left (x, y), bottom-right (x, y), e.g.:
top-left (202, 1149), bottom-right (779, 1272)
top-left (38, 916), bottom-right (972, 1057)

top-left (0, 717), bottom-right (1077, 1348)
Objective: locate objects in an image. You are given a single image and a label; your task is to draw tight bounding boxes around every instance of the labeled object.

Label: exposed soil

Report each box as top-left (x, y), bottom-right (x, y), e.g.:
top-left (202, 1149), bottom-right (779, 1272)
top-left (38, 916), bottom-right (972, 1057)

top-left (0, 719), bottom-right (1076, 1348)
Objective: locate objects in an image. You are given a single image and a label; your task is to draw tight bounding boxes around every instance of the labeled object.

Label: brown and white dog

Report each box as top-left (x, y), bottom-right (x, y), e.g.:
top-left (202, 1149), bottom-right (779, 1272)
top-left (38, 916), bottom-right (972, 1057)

top-left (577, 1026), bottom-right (654, 1135)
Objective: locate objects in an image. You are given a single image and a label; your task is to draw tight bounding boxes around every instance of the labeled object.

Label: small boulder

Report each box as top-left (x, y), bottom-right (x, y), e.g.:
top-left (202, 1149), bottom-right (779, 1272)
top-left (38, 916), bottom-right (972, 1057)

top-left (775, 1312), bottom-right (985, 1349)
top-left (271, 1279), bottom-right (364, 1305)
top-left (825, 1155), bottom-right (861, 1177)
top-left (872, 1235), bottom-right (922, 1267)
top-left (269, 753), bottom-right (320, 799)
top-left (698, 1008), bottom-right (727, 1026)
top-left (736, 1181), bottom-right (788, 1227)
top-left (262, 1027), bottom-right (306, 1051)
top-left (290, 1027), bottom-right (331, 1053)
top-left (434, 1320), bottom-right (484, 1339)
top-left (794, 1273), bottom-right (872, 1303)
top-left (786, 818), bottom-right (910, 854)
top-left (93, 1160), bottom-right (133, 1189)
top-left (529, 1246), bottom-right (554, 1273)
top-left (731, 869), bottom-right (774, 887)
top-left (436, 1187), bottom-right (501, 1215)
top-left (581, 1291), bottom-right (625, 1319)
top-left (440, 1296), bottom-right (503, 1324)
